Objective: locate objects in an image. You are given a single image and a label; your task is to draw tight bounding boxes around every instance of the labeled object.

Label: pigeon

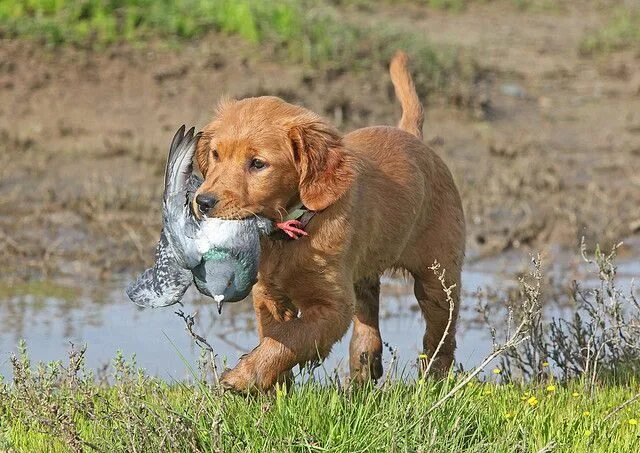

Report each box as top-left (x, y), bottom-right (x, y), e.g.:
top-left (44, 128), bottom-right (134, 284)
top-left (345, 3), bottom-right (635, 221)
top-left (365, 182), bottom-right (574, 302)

top-left (127, 125), bottom-right (272, 313)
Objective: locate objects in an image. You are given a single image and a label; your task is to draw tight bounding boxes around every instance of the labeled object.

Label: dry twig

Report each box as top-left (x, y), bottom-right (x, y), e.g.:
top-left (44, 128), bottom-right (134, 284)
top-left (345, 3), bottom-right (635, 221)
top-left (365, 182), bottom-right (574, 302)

top-left (423, 260), bottom-right (456, 376)
top-left (175, 310), bottom-right (220, 385)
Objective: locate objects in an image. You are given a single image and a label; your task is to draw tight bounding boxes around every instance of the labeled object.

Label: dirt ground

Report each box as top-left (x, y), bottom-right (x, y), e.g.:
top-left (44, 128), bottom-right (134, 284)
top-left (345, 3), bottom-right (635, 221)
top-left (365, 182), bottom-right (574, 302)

top-left (1, 1), bottom-right (639, 285)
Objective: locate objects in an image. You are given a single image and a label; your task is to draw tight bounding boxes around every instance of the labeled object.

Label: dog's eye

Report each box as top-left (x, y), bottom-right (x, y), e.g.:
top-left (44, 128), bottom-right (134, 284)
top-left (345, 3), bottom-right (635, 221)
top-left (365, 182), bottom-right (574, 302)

top-left (212, 149), bottom-right (219, 160)
top-left (250, 158), bottom-right (267, 170)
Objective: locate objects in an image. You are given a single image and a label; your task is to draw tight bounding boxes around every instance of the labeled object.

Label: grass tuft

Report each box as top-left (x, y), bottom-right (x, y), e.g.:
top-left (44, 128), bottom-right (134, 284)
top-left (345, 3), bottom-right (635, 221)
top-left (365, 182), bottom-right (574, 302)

top-left (0, 0), bottom-right (304, 46)
top-left (580, 9), bottom-right (640, 56)
top-left (2, 350), bottom-right (639, 451)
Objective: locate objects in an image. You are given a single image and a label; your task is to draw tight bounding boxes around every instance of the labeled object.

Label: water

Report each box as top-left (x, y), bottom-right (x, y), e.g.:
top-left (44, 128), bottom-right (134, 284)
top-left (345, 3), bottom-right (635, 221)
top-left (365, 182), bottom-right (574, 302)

top-left (1, 255), bottom-right (637, 382)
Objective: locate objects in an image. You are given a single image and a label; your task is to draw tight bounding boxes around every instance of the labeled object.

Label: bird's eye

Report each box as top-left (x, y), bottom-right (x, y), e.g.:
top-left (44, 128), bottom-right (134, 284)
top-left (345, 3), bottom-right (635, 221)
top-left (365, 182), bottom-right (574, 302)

top-left (212, 149), bottom-right (219, 160)
top-left (250, 158), bottom-right (267, 170)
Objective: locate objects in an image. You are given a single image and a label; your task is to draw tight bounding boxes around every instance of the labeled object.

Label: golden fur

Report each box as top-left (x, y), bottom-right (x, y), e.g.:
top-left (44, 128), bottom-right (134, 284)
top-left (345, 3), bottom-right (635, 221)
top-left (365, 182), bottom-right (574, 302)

top-left (194, 51), bottom-right (465, 391)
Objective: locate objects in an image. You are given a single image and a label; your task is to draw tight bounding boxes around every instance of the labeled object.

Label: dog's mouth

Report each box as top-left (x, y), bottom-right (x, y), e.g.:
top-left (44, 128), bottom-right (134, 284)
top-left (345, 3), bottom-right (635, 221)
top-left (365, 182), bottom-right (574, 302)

top-left (190, 197), bottom-right (257, 221)
top-left (198, 206), bottom-right (263, 221)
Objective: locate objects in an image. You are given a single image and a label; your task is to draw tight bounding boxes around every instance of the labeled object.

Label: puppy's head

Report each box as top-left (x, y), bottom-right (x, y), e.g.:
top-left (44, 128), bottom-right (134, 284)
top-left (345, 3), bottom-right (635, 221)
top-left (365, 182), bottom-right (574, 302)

top-left (194, 96), bottom-right (355, 220)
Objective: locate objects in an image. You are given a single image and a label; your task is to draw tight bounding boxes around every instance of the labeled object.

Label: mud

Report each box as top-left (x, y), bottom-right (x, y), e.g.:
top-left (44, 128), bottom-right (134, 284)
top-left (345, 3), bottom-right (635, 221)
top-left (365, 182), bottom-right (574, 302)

top-left (2, 2), bottom-right (639, 286)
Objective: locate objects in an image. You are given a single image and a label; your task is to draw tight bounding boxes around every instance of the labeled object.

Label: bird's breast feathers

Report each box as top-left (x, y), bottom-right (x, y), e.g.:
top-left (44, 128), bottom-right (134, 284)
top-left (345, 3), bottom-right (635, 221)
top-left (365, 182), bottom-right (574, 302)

top-left (195, 218), bottom-right (259, 255)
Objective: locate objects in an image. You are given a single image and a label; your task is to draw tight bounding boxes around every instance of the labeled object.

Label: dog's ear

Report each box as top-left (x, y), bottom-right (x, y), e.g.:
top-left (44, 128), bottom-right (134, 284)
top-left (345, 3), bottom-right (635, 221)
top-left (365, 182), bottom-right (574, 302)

top-left (289, 119), bottom-right (355, 211)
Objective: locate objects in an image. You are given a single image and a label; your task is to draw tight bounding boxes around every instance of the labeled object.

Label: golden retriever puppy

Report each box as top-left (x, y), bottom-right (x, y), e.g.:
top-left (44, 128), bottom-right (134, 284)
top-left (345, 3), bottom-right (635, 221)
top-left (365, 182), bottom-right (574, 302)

top-left (194, 51), bottom-right (465, 391)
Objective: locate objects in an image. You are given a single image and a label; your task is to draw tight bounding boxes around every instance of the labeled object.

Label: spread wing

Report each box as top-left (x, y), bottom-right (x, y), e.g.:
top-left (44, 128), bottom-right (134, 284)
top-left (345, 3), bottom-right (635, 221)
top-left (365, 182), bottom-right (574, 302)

top-left (126, 229), bottom-right (192, 308)
top-left (127, 125), bottom-right (202, 308)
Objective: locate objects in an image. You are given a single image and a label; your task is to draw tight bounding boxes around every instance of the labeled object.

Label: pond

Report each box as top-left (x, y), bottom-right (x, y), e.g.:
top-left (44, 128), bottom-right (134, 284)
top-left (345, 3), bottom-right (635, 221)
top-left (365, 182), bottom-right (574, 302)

top-left (1, 253), bottom-right (637, 382)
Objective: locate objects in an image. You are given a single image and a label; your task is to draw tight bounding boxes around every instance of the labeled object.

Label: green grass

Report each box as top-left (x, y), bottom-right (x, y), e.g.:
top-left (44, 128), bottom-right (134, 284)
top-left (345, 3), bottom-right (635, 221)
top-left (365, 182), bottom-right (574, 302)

top-left (0, 0), bottom-right (311, 48)
top-left (0, 0), bottom-right (482, 100)
top-left (580, 10), bottom-right (640, 55)
top-left (0, 0), bottom-right (431, 64)
top-left (2, 364), bottom-right (640, 452)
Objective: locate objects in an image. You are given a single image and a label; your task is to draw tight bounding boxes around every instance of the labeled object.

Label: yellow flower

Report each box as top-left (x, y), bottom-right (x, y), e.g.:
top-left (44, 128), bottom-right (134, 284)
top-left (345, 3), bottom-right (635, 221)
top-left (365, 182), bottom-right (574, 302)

top-left (527, 396), bottom-right (539, 407)
top-left (504, 412), bottom-right (513, 419)
top-left (572, 392), bottom-right (580, 397)
top-left (520, 391), bottom-right (533, 401)
top-left (483, 389), bottom-right (493, 396)
top-left (492, 368), bottom-right (501, 375)
top-left (584, 430), bottom-right (592, 437)
top-left (629, 419), bottom-right (638, 426)
top-left (542, 361), bottom-right (549, 367)
top-left (418, 353), bottom-right (428, 359)
top-left (583, 411), bottom-right (591, 417)
top-left (546, 385), bottom-right (556, 392)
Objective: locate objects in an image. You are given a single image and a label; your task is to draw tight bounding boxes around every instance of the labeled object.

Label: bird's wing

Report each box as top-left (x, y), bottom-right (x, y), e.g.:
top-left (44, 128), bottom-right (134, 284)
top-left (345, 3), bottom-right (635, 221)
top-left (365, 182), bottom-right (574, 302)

top-left (126, 229), bottom-right (192, 308)
top-left (163, 125), bottom-right (202, 204)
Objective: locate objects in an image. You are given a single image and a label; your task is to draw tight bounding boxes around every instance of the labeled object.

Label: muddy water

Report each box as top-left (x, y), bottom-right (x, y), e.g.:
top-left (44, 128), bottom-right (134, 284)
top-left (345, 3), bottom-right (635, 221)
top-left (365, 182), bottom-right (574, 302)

top-left (0, 256), bottom-right (637, 382)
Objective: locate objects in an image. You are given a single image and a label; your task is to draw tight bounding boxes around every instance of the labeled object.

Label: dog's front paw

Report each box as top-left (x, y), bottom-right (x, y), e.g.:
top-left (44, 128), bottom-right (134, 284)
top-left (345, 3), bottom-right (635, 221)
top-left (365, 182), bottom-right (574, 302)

top-left (219, 353), bottom-right (292, 393)
top-left (220, 362), bottom-right (257, 393)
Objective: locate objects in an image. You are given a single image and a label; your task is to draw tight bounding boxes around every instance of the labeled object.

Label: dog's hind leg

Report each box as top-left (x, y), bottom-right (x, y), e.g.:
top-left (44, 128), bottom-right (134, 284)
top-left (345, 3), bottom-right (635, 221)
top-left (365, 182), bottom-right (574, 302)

top-left (411, 264), bottom-right (461, 376)
top-left (349, 276), bottom-right (384, 383)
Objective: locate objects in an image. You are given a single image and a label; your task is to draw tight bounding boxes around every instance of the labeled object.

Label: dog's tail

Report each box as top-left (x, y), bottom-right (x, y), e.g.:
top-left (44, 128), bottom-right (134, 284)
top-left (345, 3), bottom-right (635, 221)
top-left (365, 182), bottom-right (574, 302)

top-left (389, 51), bottom-right (424, 140)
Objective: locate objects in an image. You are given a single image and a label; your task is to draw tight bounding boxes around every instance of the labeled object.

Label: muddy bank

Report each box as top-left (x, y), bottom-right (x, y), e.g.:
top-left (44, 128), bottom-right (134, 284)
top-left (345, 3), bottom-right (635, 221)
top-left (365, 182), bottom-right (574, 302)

top-left (1, 2), bottom-right (639, 286)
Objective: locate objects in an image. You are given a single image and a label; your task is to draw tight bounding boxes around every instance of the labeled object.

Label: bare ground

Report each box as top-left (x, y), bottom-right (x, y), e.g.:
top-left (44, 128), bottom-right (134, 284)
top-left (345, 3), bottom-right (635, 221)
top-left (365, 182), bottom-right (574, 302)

top-left (1, 1), bottom-right (639, 285)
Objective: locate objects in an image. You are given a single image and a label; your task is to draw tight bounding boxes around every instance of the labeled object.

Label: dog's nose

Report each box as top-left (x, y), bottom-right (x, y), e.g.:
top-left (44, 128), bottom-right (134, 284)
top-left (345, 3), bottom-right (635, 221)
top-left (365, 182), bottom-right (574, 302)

top-left (195, 193), bottom-right (218, 214)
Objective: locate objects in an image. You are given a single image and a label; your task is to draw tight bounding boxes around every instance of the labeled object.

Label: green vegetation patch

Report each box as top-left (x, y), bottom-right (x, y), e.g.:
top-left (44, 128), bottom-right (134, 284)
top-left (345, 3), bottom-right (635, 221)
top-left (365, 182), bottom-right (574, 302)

top-left (1, 353), bottom-right (640, 452)
top-left (0, 0), bottom-right (484, 102)
top-left (0, 280), bottom-right (78, 300)
top-left (0, 0), bottom-right (302, 46)
top-left (580, 10), bottom-right (640, 55)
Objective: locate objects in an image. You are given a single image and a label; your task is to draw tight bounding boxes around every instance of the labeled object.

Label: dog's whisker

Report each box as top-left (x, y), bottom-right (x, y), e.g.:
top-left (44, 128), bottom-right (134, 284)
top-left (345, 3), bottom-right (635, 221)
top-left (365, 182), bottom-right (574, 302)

top-left (239, 207), bottom-right (260, 220)
top-left (275, 206), bottom-right (287, 222)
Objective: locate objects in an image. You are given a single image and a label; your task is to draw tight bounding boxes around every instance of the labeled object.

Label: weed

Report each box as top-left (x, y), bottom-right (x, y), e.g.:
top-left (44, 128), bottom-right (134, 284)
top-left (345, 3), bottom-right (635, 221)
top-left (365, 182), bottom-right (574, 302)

top-left (580, 9), bottom-right (640, 55)
top-left (483, 240), bottom-right (640, 386)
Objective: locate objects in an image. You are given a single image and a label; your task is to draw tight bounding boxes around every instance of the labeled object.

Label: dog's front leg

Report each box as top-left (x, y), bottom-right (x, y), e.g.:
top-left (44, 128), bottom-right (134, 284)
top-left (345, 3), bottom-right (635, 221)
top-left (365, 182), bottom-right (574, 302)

top-left (252, 280), bottom-right (298, 339)
top-left (220, 281), bottom-right (354, 392)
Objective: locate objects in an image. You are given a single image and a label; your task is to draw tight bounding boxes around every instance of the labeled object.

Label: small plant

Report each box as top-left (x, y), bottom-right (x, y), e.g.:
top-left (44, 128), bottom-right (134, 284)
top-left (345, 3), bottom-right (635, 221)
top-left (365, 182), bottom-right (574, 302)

top-left (580, 10), bottom-right (640, 56)
top-left (498, 239), bottom-right (640, 386)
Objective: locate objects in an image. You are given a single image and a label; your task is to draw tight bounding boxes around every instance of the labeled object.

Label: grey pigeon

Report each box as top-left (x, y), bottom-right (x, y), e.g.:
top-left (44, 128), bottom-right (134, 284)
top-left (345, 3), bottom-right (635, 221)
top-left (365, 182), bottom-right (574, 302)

top-left (127, 126), bottom-right (272, 312)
